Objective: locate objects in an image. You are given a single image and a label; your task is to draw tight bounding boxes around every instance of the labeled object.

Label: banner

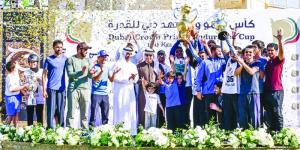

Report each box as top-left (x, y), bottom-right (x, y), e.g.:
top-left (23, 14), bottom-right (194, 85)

top-left (53, 10), bottom-right (300, 128)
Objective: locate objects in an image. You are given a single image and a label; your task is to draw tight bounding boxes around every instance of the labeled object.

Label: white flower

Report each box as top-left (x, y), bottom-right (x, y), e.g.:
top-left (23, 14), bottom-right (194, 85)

top-left (228, 134), bottom-right (240, 148)
top-left (67, 135), bottom-right (80, 145)
top-left (56, 138), bottom-right (64, 145)
top-left (195, 126), bottom-right (208, 143)
top-left (253, 128), bottom-right (274, 147)
top-left (56, 127), bottom-right (68, 138)
top-left (16, 127), bottom-right (25, 137)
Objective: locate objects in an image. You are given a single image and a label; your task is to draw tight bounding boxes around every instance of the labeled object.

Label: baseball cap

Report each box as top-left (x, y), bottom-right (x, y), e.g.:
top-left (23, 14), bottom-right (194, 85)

top-left (77, 42), bottom-right (92, 49)
top-left (157, 50), bottom-right (165, 55)
top-left (98, 50), bottom-right (109, 57)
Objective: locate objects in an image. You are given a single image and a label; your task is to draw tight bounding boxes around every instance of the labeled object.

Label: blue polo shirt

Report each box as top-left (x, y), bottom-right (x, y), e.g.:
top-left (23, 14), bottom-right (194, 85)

top-left (164, 79), bottom-right (181, 108)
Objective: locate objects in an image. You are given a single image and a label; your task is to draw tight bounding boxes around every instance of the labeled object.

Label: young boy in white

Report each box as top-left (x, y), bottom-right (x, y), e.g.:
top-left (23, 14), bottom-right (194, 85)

top-left (142, 78), bottom-right (164, 129)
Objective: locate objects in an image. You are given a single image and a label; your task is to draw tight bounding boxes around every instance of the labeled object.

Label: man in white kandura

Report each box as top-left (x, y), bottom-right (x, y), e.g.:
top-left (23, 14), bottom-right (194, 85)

top-left (112, 46), bottom-right (139, 135)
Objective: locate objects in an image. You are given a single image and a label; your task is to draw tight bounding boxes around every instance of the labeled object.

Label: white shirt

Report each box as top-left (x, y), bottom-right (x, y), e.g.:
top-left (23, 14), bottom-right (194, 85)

top-left (5, 73), bottom-right (21, 96)
top-left (144, 92), bottom-right (161, 114)
top-left (221, 58), bottom-right (240, 94)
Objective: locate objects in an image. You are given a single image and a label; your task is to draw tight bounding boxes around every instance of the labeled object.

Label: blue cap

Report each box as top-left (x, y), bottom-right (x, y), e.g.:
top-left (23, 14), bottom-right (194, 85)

top-left (98, 50), bottom-right (109, 57)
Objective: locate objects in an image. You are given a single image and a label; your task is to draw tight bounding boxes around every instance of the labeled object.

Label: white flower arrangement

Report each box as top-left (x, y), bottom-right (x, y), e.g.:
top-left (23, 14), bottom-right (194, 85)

top-left (90, 124), bottom-right (132, 147)
top-left (0, 124), bottom-right (298, 149)
top-left (135, 127), bottom-right (175, 148)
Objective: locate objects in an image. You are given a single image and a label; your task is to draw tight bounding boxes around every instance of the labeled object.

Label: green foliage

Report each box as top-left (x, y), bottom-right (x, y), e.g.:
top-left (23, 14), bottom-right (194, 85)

top-left (273, 128), bottom-right (299, 148)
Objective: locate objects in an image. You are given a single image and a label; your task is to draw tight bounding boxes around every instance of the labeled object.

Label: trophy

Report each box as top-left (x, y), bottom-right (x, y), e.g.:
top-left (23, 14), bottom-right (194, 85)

top-left (174, 4), bottom-right (198, 40)
top-left (212, 12), bottom-right (237, 55)
top-left (25, 70), bottom-right (37, 106)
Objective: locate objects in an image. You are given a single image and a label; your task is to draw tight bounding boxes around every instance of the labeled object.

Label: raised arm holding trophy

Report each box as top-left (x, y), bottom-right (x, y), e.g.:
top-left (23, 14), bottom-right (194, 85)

top-left (212, 12), bottom-right (237, 55)
top-left (174, 4), bottom-right (198, 41)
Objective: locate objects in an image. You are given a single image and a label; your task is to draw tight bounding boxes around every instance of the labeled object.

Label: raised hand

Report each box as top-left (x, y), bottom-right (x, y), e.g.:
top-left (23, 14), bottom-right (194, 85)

top-left (273, 29), bottom-right (283, 41)
top-left (151, 31), bottom-right (157, 39)
top-left (125, 32), bottom-right (132, 42)
top-left (169, 55), bottom-right (175, 63)
top-left (185, 57), bottom-right (190, 65)
top-left (130, 31), bottom-right (137, 41)
top-left (231, 28), bottom-right (239, 39)
top-left (200, 38), bottom-right (207, 46)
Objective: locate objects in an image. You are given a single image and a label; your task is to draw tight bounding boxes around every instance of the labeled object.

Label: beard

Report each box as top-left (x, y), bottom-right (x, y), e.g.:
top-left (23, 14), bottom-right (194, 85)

top-left (81, 51), bottom-right (87, 58)
top-left (54, 50), bottom-right (62, 55)
top-left (31, 67), bottom-right (39, 72)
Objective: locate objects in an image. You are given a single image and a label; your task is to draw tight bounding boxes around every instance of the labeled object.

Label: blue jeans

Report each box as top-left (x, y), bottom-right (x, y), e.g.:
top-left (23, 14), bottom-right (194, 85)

top-left (263, 90), bottom-right (284, 131)
top-left (46, 89), bottom-right (66, 128)
top-left (89, 94), bottom-right (109, 126)
top-left (238, 93), bottom-right (260, 129)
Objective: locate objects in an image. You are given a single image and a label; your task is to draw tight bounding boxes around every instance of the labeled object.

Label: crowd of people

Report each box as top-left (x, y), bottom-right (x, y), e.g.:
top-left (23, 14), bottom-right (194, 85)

top-left (4, 28), bottom-right (285, 135)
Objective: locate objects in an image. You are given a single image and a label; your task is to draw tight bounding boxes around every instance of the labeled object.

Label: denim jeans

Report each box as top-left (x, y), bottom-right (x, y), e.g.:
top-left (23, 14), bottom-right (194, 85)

top-left (238, 93), bottom-right (260, 129)
top-left (263, 90), bottom-right (284, 131)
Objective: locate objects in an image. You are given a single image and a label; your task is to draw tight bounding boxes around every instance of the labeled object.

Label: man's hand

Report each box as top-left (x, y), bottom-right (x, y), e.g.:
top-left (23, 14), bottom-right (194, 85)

top-left (89, 68), bottom-right (96, 74)
top-left (169, 55), bottom-right (175, 64)
top-left (185, 57), bottom-right (190, 65)
top-left (82, 66), bottom-right (87, 74)
top-left (210, 103), bottom-right (219, 111)
top-left (22, 83), bottom-right (29, 89)
top-left (141, 77), bottom-right (148, 86)
top-left (113, 67), bottom-right (121, 75)
top-left (231, 28), bottom-right (239, 39)
top-left (151, 31), bottom-right (157, 39)
top-left (196, 92), bottom-right (203, 100)
top-left (129, 73), bottom-right (137, 80)
top-left (233, 55), bottom-right (243, 63)
top-left (274, 29), bottom-right (283, 41)
top-left (43, 89), bottom-right (48, 98)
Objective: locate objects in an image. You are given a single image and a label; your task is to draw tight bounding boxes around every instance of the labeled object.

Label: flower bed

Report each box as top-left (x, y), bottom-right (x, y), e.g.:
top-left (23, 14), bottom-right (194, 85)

top-left (0, 123), bottom-right (299, 149)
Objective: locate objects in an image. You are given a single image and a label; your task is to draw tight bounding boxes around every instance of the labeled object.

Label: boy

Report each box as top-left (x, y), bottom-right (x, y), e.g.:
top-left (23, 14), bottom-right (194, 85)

top-left (210, 82), bottom-right (223, 126)
top-left (235, 45), bottom-right (261, 129)
top-left (23, 54), bottom-right (44, 126)
top-left (141, 79), bottom-right (164, 129)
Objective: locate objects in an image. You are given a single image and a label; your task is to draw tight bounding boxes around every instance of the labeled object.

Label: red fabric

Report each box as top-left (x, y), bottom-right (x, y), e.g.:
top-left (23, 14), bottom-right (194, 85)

top-left (264, 56), bottom-right (285, 91)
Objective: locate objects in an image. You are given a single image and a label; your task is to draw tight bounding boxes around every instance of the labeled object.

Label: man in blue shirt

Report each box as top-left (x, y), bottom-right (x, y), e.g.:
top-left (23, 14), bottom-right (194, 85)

top-left (89, 50), bottom-right (120, 126)
top-left (42, 40), bottom-right (67, 129)
top-left (195, 45), bottom-right (226, 125)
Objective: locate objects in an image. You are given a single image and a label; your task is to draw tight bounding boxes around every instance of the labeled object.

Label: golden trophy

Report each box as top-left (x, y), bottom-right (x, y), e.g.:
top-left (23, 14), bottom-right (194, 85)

top-left (174, 4), bottom-right (198, 40)
top-left (212, 12), bottom-right (237, 55)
